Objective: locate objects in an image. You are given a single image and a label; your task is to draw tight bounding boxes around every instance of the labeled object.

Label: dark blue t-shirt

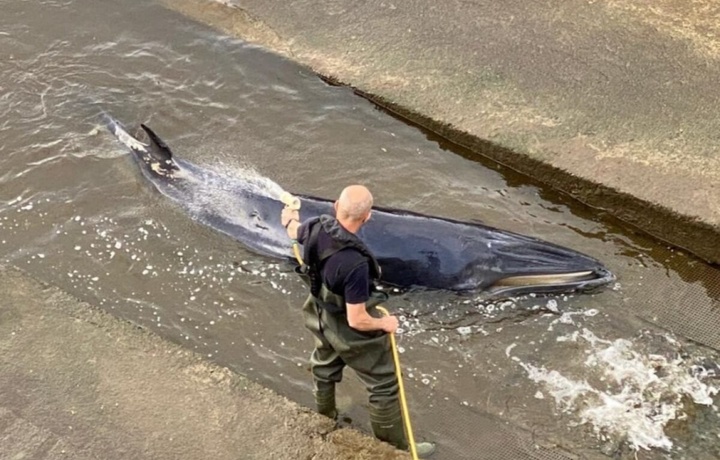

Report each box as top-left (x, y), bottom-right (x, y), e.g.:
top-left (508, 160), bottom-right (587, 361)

top-left (297, 222), bottom-right (371, 304)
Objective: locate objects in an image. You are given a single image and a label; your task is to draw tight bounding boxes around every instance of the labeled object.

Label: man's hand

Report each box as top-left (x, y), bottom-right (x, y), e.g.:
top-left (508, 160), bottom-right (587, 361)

top-left (281, 207), bottom-right (299, 228)
top-left (380, 315), bottom-right (399, 334)
top-left (347, 303), bottom-right (399, 334)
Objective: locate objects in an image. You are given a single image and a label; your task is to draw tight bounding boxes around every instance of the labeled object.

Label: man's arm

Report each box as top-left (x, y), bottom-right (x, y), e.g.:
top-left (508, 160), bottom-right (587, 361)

top-left (347, 303), bottom-right (398, 333)
top-left (343, 262), bottom-right (398, 334)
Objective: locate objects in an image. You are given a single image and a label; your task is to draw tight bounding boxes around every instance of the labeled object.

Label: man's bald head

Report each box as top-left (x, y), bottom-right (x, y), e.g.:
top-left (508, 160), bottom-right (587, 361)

top-left (336, 185), bottom-right (373, 223)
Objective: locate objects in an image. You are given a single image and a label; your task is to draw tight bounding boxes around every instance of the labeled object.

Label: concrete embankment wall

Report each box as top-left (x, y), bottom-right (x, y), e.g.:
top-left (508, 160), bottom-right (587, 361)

top-left (163, 0), bottom-right (720, 265)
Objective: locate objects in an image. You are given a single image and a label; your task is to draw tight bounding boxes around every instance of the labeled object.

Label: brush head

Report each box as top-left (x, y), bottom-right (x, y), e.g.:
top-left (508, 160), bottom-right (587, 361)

top-left (280, 192), bottom-right (301, 210)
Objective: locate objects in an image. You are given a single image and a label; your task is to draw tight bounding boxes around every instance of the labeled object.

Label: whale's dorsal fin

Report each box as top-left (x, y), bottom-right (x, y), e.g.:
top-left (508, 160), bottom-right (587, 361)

top-left (139, 124), bottom-right (178, 177)
top-left (140, 124), bottom-right (173, 161)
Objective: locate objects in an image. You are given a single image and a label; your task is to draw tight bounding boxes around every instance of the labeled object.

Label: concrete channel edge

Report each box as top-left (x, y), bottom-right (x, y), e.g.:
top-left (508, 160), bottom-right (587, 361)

top-left (160, 0), bottom-right (720, 267)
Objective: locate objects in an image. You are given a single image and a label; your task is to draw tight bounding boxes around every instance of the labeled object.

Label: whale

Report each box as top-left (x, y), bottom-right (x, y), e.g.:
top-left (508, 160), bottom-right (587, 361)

top-left (105, 114), bottom-right (615, 298)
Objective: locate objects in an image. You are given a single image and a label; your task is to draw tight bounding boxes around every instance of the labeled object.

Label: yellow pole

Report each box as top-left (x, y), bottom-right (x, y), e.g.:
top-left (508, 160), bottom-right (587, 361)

top-left (375, 305), bottom-right (419, 460)
top-left (280, 191), bottom-right (418, 459)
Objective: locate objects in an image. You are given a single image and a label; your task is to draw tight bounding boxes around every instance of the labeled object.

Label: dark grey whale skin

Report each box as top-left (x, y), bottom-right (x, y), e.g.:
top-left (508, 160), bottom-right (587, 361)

top-left (105, 115), bottom-right (615, 298)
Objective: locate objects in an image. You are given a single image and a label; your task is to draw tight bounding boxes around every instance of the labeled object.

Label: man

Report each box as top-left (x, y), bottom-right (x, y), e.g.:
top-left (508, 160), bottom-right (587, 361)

top-left (281, 185), bottom-right (435, 458)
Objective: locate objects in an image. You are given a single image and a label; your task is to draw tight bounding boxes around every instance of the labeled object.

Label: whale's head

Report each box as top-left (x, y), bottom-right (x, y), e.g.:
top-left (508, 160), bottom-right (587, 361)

top-left (465, 230), bottom-right (616, 299)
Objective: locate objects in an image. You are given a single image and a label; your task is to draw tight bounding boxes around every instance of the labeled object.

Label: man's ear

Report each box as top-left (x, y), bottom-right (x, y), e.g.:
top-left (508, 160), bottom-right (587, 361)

top-left (334, 201), bottom-right (338, 213)
top-left (364, 210), bottom-right (372, 223)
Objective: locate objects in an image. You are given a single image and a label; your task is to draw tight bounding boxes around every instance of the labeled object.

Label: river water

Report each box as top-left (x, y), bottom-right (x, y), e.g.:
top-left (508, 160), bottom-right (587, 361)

top-left (2, 1), bottom-right (720, 459)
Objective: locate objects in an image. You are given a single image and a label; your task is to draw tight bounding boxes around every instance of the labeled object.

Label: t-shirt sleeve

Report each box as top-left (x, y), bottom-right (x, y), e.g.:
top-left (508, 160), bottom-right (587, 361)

top-left (343, 261), bottom-right (371, 304)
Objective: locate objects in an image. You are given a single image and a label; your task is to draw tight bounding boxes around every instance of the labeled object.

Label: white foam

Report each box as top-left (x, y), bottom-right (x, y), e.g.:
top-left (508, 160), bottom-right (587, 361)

top-left (520, 362), bottom-right (593, 412)
top-left (513, 327), bottom-right (718, 451)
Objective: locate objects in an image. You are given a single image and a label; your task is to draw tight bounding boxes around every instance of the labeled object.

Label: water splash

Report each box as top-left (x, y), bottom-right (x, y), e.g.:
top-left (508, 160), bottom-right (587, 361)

top-left (512, 325), bottom-right (719, 451)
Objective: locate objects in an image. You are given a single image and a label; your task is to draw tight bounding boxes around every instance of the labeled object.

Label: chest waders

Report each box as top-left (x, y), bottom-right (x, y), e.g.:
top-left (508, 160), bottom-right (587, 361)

top-left (281, 193), bottom-right (435, 458)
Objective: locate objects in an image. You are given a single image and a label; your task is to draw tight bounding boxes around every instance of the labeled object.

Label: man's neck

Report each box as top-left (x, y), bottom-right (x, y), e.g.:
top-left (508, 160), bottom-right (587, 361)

top-left (337, 217), bottom-right (362, 234)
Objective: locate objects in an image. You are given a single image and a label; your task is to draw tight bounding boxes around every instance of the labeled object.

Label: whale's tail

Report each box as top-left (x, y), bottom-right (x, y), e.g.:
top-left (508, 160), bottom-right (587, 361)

top-left (104, 114), bottom-right (178, 178)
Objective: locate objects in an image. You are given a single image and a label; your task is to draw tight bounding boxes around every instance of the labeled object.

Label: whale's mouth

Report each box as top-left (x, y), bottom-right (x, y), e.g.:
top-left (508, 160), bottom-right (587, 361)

top-left (492, 271), bottom-right (596, 287)
top-left (479, 268), bottom-right (613, 299)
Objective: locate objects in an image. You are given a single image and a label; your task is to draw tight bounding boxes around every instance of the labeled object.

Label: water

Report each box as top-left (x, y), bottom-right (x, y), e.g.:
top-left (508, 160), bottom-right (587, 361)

top-left (2, 0), bottom-right (720, 458)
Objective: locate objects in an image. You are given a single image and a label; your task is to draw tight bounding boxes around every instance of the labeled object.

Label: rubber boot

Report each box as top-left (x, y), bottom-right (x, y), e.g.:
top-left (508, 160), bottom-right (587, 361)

top-left (370, 401), bottom-right (436, 458)
top-left (314, 381), bottom-right (337, 420)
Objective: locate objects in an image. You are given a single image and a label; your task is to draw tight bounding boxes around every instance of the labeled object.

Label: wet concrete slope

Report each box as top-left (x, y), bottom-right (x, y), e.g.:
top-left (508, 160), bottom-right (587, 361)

top-left (163, 0), bottom-right (720, 265)
top-left (0, 266), bottom-right (407, 460)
